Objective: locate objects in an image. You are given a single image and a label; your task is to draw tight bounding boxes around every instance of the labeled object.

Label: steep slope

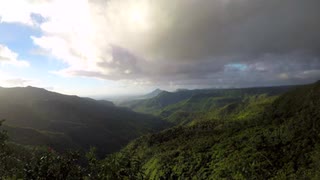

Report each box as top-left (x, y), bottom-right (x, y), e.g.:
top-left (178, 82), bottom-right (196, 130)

top-left (0, 86), bottom-right (170, 156)
top-left (140, 88), bottom-right (164, 99)
top-left (105, 89), bottom-right (164, 105)
top-left (2, 124), bottom-right (78, 152)
top-left (123, 86), bottom-right (296, 125)
top-left (116, 81), bottom-right (320, 179)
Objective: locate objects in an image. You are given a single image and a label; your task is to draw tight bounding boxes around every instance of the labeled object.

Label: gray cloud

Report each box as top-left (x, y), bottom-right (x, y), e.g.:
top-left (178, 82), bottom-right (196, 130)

top-left (32, 0), bottom-right (320, 88)
top-left (92, 48), bottom-right (320, 88)
top-left (142, 0), bottom-right (320, 61)
top-left (90, 0), bottom-right (320, 60)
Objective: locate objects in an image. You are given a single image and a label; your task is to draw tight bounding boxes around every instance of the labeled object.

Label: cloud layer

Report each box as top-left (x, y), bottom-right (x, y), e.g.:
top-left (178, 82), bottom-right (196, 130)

top-left (0, 44), bottom-right (29, 67)
top-left (1, 0), bottom-right (320, 88)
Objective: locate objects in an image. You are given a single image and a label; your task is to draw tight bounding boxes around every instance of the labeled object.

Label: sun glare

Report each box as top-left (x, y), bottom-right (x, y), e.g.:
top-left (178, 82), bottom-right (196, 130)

top-left (128, 4), bottom-right (150, 30)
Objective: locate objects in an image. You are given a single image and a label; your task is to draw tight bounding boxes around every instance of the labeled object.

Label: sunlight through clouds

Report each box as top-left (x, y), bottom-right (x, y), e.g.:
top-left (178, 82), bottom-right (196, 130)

top-left (0, 0), bottom-right (319, 92)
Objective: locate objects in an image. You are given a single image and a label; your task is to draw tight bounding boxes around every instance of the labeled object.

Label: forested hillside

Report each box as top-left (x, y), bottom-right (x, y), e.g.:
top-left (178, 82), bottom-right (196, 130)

top-left (114, 81), bottom-right (320, 179)
top-left (0, 86), bottom-right (170, 156)
top-left (122, 85), bottom-right (296, 125)
top-left (1, 0), bottom-right (318, 178)
top-left (1, 82), bottom-right (319, 179)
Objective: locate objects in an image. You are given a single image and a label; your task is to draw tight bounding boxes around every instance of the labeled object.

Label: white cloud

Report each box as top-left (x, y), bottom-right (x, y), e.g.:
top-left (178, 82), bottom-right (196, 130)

top-left (0, 0), bottom-right (319, 88)
top-left (1, 0), bottom-right (162, 80)
top-left (2, 78), bottom-right (32, 86)
top-left (0, 69), bottom-right (36, 87)
top-left (0, 0), bottom-right (34, 25)
top-left (0, 44), bottom-right (30, 67)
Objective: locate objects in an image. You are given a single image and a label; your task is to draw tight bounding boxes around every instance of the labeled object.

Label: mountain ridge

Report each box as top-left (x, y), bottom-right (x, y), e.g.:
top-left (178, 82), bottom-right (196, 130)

top-left (141, 88), bottom-right (164, 99)
top-left (114, 81), bottom-right (320, 179)
top-left (121, 85), bottom-right (299, 124)
top-left (0, 86), bottom-right (171, 156)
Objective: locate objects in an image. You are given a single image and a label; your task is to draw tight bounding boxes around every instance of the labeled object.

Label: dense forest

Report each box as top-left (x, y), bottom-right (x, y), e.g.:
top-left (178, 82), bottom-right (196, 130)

top-left (0, 86), bottom-right (170, 157)
top-left (1, 0), bottom-right (319, 178)
top-left (1, 81), bottom-right (320, 179)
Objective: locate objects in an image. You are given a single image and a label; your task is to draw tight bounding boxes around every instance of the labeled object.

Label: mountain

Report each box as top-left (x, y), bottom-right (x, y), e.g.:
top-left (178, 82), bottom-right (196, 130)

top-left (140, 88), bottom-right (164, 99)
top-left (122, 85), bottom-right (297, 125)
top-left (111, 81), bottom-right (320, 179)
top-left (102, 89), bottom-right (164, 105)
top-left (0, 86), bottom-right (170, 156)
top-left (2, 82), bottom-right (320, 179)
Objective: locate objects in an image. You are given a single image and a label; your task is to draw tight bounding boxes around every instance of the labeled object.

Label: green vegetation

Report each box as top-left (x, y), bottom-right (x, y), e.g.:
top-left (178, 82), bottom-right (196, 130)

top-left (0, 86), bottom-right (170, 156)
top-left (122, 85), bottom-right (295, 125)
top-left (0, 120), bottom-right (146, 179)
top-left (113, 82), bottom-right (320, 179)
top-left (2, 82), bottom-right (320, 179)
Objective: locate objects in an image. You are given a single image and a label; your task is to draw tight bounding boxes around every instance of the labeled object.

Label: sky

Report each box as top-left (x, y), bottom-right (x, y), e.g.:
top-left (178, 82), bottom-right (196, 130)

top-left (0, 0), bottom-right (319, 97)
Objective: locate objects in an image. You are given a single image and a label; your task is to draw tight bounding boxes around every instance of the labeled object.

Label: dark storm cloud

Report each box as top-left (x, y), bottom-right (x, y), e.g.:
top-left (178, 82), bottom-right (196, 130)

top-left (84, 0), bottom-right (320, 87)
top-left (146, 0), bottom-right (320, 61)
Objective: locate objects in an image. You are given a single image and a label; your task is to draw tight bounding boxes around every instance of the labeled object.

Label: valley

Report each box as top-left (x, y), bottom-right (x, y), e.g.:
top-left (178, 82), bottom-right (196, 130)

top-left (0, 86), bottom-right (170, 156)
top-left (2, 82), bottom-right (320, 179)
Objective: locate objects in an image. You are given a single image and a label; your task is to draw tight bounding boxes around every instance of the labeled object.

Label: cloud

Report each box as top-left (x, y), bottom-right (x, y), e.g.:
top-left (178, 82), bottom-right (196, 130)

top-left (2, 78), bottom-right (32, 86)
top-left (90, 0), bottom-right (320, 60)
top-left (0, 44), bottom-right (30, 67)
top-left (1, 0), bottom-right (320, 88)
top-left (0, 77), bottom-right (58, 94)
top-left (0, 71), bottom-right (36, 87)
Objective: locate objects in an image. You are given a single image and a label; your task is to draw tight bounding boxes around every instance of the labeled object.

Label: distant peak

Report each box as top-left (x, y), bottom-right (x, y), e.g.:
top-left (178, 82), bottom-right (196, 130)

top-left (25, 86), bottom-right (46, 91)
top-left (141, 88), bottom-right (164, 99)
top-left (176, 88), bottom-right (189, 92)
top-left (152, 88), bottom-right (162, 92)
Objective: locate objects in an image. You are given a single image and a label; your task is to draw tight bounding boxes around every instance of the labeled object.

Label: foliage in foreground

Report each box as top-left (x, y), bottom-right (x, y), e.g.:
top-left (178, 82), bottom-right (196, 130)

top-left (1, 82), bottom-right (320, 179)
top-left (117, 82), bottom-right (320, 179)
top-left (0, 121), bottom-right (144, 179)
